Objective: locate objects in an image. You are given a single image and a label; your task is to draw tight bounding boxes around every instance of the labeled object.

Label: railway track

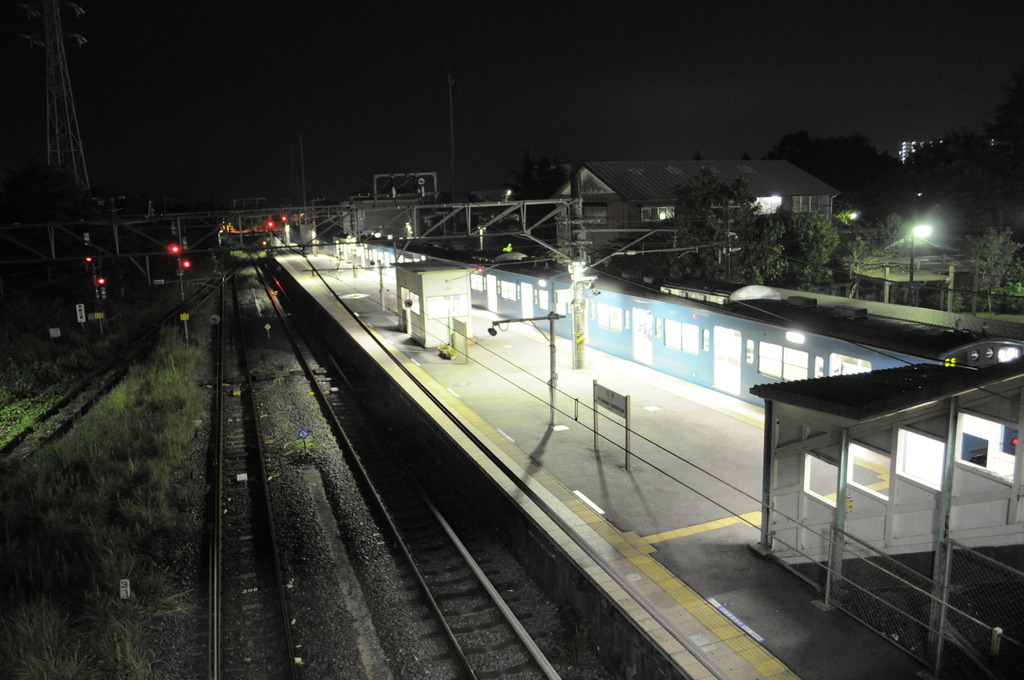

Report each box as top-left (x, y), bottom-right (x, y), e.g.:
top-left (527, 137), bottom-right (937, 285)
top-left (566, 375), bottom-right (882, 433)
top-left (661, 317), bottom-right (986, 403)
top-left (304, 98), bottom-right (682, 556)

top-left (255, 261), bottom-right (561, 679)
top-left (1, 282), bottom-right (220, 459)
top-left (208, 274), bottom-right (299, 679)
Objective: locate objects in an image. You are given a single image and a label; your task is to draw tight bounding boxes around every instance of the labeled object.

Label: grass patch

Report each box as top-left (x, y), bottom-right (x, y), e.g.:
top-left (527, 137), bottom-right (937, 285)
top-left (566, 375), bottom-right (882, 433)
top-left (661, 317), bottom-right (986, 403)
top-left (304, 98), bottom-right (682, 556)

top-left (0, 327), bottom-right (208, 678)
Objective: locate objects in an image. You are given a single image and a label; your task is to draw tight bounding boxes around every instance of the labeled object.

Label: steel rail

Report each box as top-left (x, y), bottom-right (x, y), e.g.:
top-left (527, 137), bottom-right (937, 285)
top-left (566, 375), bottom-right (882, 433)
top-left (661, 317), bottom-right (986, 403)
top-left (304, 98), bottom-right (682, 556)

top-left (256, 261), bottom-right (559, 679)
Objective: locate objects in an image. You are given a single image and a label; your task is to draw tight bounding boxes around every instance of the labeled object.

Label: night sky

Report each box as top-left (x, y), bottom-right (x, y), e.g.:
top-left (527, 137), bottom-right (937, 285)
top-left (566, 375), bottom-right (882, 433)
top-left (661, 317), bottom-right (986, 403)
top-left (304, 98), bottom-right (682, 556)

top-left (2, 1), bottom-right (1023, 206)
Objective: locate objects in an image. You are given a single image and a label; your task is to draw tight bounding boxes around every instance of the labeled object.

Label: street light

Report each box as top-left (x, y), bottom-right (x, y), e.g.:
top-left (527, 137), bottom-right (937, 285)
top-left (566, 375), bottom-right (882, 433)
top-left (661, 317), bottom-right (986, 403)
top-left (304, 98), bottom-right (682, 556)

top-left (488, 312), bottom-right (565, 428)
top-left (909, 224), bottom-right (932, 305)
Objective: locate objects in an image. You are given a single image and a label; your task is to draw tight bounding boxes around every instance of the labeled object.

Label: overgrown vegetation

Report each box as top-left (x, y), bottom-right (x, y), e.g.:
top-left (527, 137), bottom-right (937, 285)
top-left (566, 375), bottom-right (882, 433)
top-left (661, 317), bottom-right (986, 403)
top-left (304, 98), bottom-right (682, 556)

top-left (0, 328), bottom-right (207, 678)
top-left (0, 256), bottom-right (222, 449)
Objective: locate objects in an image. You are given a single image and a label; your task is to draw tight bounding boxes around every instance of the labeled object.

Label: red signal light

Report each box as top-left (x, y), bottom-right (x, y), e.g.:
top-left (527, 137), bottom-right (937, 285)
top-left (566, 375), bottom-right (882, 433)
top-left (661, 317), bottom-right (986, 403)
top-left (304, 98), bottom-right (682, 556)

top-left (85, 256), bottom-right (93, 263)
top-left (96, 276), bottom-right (107, 286)
top-left (168, 243), bottom-right (182, 255)
top-left (476, 266), bottom-right (485, 274)
top-left (180, 259), bottom-right (192, 270)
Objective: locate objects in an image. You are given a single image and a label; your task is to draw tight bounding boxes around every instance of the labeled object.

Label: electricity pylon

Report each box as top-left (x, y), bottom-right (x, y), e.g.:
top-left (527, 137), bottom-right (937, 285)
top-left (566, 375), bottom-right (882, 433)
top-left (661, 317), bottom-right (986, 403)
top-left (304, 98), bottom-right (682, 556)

top-left (21, 0), bottom-right (91, 190)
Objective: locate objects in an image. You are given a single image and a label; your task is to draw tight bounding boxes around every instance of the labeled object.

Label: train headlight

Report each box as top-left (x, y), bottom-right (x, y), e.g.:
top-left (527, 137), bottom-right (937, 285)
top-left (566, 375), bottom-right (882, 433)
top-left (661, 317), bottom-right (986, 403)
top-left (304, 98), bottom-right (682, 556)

top-left (999, 347), bottom-right (1022, 363)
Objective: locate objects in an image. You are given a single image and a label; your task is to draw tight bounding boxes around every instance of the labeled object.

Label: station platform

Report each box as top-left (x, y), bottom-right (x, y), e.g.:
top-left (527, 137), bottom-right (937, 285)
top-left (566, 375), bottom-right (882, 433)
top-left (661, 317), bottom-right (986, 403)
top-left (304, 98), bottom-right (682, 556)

top-left (280, 253), bottom-right (929, 680)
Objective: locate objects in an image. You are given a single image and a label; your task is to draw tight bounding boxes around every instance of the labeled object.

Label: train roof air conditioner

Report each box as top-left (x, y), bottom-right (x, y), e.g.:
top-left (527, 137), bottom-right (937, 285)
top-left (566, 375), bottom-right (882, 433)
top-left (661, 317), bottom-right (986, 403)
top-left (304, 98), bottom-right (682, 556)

top-left (787, 296), bottom-right (817, 309)
top-left (833, 305), bottom-right (868, 320)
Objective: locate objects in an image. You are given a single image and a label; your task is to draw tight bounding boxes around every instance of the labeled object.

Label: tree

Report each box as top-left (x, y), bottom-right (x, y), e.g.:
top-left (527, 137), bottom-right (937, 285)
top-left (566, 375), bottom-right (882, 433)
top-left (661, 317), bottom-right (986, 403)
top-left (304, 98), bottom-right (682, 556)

top-left (733, 214), bottom-right (787, 285)
top-left (764, 131), bottom-right (902, 220)
top-left (984, 63), bottom-right (1024, 228)
top-left (838, 214), bottom-right (903, 298)
top-left (0, 161), bottom-right (94, 223)
top-left (961, 227), bottom-right (1022, 312)
top-left (783, 212), bottom-right (841, 291)
top-left (902, 128), bottom-right (1004, 233)
top-left (986, 63), bottom-right (1024, 171)
top-left (671, 168), bottom-right (780, 282)
top-left (510, 153), bottom-right (568, 200)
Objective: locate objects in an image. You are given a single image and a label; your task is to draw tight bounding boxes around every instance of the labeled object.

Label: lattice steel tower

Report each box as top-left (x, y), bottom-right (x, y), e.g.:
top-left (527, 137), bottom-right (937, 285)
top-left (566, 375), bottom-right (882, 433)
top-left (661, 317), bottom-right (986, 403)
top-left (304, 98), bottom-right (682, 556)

top-left (23, 0), bottom-right (90, 190)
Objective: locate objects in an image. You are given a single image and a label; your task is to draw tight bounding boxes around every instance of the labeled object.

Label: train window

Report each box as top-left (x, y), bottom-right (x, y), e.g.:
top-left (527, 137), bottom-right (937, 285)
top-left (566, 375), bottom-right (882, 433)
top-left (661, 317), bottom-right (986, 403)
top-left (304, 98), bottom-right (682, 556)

top-left (760, 343), bottom-right (783, 378)
top-left (596, 302), bottom-right (623, 331)
top-left (665, 319), bottom-right (681, 348)
top-left (758, 342), bottom-right (809, 381)
top-left (814, 356), bottom-right (825, 378)
top-left (830, 353), bottom-right (871, 376)
top-left (538, 289), bottom-right (549, 311)
top-left (683, 323), bottom-right (700, 354)
top-left (958, 413), bottom-right (1017, 479)
top-left (470, 273), bottom-right (485, 292)
top-left (849, 443), bottom-right (889, 499)
top-left (702, 329), bottom-right (710, 352)
top-left (664, 320), bottom-right (700, 354)
top-left (499, 280), bottom-right (517, 301)
top-left (804, 454), bottom-right (838, 507)
top-left (897, 429), bottom-right (944, 490)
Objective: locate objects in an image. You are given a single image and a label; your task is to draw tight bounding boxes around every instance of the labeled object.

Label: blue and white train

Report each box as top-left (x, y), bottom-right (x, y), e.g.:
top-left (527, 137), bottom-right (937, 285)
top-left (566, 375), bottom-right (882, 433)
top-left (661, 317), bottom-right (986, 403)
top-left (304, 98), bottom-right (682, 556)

top-left (349, 242), bottom-right (1024, 406)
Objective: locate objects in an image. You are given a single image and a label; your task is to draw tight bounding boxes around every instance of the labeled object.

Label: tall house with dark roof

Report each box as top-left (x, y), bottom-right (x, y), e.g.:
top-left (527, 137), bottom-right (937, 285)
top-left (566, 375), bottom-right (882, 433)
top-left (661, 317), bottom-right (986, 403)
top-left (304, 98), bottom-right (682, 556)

top-left (555, 160), bottom-right (837, 253)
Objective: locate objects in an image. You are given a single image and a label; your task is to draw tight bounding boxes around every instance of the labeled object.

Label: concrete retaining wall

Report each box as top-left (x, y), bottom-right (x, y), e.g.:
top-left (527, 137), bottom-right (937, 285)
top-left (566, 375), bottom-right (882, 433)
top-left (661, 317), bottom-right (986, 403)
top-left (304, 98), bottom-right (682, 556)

top-left (275, 263), bottom-right (687, 680)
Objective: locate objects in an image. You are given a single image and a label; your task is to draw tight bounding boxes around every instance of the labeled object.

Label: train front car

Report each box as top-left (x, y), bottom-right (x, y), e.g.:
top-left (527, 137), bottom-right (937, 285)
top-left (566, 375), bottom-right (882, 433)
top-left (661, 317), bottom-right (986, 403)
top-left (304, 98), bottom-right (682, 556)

top-left (943, 339), bottom-right (1024, 368)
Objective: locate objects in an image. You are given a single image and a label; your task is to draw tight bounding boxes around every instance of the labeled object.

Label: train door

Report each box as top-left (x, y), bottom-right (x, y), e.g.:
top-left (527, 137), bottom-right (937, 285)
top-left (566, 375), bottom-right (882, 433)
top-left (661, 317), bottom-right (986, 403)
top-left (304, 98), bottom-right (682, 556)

top-left (713, 326), bottom-right (742, 395)
top-left (521, 282), bottom-right (534, 318)
top-left (486, 274), bottom-right (498, 312)
top-left (632, 307), bottom-right (654, 365)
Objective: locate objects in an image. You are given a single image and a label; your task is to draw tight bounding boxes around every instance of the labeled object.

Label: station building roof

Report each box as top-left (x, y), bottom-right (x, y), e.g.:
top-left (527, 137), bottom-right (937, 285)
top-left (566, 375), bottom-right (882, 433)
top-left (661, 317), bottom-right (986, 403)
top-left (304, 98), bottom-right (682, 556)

top-left (750, 359), bottom-right (1024, 421)
top-left (570, 160), bottom-right (837, 202)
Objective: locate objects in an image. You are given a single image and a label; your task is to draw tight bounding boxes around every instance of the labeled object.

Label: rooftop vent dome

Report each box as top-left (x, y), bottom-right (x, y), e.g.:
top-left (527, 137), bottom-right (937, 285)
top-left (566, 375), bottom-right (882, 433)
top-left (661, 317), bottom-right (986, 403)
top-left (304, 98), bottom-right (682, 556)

top-left (729, 285), bottom-right (782, 302)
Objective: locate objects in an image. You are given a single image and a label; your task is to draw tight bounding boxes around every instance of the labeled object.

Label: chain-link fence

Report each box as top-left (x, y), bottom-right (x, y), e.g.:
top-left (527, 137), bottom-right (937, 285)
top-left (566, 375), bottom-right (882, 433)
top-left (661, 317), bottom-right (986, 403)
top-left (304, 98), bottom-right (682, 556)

top-left (824, 529), bottom-right (1024, 679)
top-left (942, 541), bottom-right (1024, 678)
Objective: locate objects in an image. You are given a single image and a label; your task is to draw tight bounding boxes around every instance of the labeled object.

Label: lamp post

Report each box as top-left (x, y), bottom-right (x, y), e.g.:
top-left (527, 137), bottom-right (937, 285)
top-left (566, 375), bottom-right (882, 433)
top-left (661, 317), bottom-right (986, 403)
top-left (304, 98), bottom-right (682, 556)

top-left (909, 224), bottom-right (932, 306)
top-left (488, 312), bottom-right (565, 428)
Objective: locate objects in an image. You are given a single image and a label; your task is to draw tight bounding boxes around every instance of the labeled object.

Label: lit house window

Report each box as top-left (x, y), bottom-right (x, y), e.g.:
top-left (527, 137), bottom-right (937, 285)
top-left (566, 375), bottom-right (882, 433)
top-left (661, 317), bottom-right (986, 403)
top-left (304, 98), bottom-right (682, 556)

top-left (641, 206), bottom-right (675, 222)
top-left (756, 196), bottom-right (782, 214)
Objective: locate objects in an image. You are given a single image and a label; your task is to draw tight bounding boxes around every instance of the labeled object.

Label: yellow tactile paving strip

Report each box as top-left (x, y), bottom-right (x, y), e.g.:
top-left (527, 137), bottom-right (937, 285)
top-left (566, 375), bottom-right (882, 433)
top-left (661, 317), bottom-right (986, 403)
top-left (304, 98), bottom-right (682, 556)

top-left (644, 512), bottom-right (763, 545)
top-left (418, 368), bottom-right (799, 680)
top-left (289, 257), bottom-right (799, 679)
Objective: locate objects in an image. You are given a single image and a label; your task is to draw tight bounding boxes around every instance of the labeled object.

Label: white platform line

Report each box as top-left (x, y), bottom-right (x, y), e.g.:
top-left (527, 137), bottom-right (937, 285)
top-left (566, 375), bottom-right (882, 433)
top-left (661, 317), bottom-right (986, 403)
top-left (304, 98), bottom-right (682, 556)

top-left (572, 490), bottom-right (605, 515)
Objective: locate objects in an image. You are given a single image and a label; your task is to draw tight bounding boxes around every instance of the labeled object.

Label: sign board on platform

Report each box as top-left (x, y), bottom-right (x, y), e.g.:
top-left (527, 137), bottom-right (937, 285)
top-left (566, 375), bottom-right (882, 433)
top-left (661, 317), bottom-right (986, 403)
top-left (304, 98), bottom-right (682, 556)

top-left (594, 383), bottom-right (628, 418)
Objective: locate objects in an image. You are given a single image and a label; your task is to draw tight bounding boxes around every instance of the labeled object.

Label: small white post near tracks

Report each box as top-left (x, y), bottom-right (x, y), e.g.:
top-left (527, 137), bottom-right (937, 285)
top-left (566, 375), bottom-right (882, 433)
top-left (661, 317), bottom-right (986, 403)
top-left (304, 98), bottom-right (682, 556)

top-left (593, 380), bottom-right (632, 470)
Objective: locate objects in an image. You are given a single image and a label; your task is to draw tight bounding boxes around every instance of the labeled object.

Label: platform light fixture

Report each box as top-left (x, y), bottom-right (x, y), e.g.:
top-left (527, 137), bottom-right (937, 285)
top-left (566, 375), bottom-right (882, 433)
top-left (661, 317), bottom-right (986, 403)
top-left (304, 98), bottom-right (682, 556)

top-left (909, 224), bottom-right (932, 305)
top-left (487, 313), bottom-right (564, 427)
